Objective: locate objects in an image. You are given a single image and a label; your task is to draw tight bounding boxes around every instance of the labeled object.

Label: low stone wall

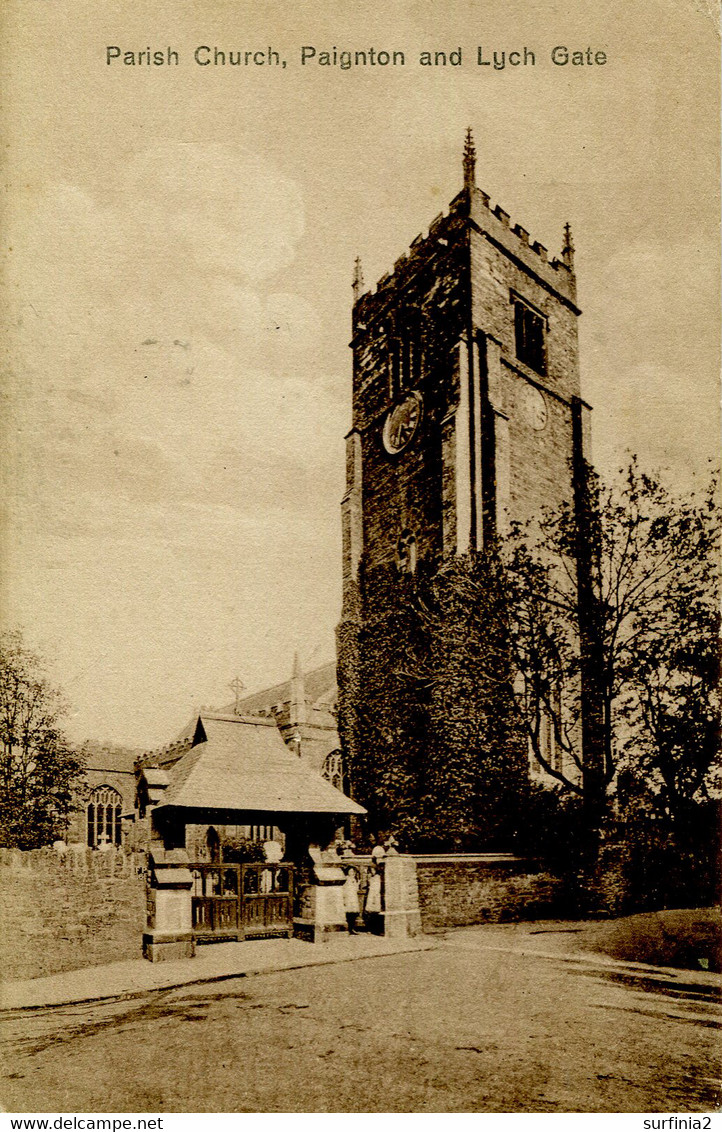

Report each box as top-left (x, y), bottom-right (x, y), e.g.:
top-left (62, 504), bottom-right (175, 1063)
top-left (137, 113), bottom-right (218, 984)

top-left (0, 845), bottom-right (147, 878)
top-left (0, 856), bottom-right (147, 980)
top-left (414, 854), bottom-right (564, 931)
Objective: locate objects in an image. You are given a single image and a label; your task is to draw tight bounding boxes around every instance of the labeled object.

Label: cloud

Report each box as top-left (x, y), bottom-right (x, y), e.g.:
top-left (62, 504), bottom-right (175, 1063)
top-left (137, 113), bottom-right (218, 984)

top-left (120, 142), bottom-right (305, 283)
top-left (593, 239), bottom-right (718, 372)
top-left (5, 143), bottom-right (338, 542)
top-left (4, 142), bottom-right (345, 746)
top-left (582, 236), bottom-right (719, 479)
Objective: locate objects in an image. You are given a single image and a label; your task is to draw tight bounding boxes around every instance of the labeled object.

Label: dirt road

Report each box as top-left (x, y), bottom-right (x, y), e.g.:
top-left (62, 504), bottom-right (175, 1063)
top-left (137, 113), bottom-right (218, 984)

top-left (2, 930), bottom-right (719, 1112)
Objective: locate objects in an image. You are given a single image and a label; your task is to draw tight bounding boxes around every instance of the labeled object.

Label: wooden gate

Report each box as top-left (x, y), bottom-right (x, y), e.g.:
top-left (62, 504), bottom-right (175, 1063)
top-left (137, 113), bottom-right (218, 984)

top-left (191, 862), bottom-right (294, 941)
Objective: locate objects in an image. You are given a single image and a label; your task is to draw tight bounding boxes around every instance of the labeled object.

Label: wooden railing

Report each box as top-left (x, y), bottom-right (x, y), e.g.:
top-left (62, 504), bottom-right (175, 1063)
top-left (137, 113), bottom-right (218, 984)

top-left (190, 862), bottom-right (294, 941)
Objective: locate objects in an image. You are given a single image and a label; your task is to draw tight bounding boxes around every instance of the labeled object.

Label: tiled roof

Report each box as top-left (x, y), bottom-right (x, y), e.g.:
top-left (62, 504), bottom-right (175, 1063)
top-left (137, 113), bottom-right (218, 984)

top-left (157, 712), bottom-right (364, 816)
top-left (231, 661), bottom-right (337, 716)
top-left (83, 743), bottom-right (140, 775)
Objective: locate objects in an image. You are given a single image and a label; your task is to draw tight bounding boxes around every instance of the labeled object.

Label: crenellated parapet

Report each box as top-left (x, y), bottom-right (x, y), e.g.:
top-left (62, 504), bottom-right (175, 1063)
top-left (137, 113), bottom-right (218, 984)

top-left (352, 192), bottom-right (469, 338)
top-left (136, 736), bottom-right (193, 772)
top-left (353, 159), bottom-right (577, 335)
top-left (468, 185), bottom-right (577, 307)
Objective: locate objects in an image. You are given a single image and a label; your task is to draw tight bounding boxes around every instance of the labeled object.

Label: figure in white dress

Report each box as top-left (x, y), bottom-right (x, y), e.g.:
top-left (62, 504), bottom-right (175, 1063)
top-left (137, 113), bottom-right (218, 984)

top-left (365, 864), bottom-right (383, 935)
top-left (342, 866), bottom-right (360, 934)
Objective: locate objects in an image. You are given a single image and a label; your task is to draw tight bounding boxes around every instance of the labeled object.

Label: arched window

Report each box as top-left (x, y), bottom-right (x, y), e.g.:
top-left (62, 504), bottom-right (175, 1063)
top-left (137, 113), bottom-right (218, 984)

top-left (322, 750), bottom-right (344, 792)
top-left (86, 786), bottom-right (123, 848)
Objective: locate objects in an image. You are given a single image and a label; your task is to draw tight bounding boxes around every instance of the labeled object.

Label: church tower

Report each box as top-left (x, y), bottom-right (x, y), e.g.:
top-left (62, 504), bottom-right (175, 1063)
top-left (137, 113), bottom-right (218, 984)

top-left (337, 135), bottom-right (593, 818)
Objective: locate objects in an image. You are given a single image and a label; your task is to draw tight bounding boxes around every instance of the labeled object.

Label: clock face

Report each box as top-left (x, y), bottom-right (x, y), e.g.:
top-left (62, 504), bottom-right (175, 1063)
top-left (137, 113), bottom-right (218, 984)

top-left (383, 392), bottom-right (423, 454)
top-left (522, 385), bottom-right (547, 431)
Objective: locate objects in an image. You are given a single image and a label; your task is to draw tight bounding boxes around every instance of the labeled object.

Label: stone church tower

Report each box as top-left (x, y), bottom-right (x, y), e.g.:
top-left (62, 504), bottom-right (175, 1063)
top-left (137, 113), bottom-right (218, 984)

top-left (337, 134), bottom-right (593, 814)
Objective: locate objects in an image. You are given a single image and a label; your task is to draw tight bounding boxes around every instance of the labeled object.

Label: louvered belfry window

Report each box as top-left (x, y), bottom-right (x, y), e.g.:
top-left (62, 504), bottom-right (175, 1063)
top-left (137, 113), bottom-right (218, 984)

top-left (514, 299), bottom-right (547, 376)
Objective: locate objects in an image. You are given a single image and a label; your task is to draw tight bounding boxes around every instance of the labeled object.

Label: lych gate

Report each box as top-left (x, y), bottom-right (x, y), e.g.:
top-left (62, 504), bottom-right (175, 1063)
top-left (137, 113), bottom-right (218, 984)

top-left (136, 711), bottom-right (366, 960)
top-left (191, 861), bottom-right (294, 940)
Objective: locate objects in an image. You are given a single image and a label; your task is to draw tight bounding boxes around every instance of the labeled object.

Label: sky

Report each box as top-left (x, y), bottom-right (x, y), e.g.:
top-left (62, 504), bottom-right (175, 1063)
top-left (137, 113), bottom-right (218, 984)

top-left (1, 0), bottom-right (719, 748)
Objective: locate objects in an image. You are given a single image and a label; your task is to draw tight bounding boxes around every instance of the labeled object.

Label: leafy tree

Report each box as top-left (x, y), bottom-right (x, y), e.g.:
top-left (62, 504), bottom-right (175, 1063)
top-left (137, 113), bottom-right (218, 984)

top-left (0, 631), bottom-right (85, 848)
top-left (616, 472), bottom-right (721, 827)
top-left (504, 459), bottom-right (720, 855)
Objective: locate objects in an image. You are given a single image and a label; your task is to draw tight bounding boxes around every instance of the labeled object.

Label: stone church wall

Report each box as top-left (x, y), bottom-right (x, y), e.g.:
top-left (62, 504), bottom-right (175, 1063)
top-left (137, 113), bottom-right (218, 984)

top-left (415, 855), bottom-right (565, 931)
top-left (501, 362), bottom-right (578, 527)
top-left (469, 218), bottom-right (583, 530)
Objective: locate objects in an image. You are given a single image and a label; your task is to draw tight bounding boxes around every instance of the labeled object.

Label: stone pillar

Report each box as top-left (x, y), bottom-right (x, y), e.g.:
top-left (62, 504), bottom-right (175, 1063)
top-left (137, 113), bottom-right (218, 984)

top-left (143, 848), bottom-right (195, 962)
top-left (441, 340), bottom-right (472, 555)
top-left (469, 332), bottom-right (484, 550)
top-left (481, 335), bottom-right (511, 538)
top-left (383, 853), bottom-right (422, 939)
top-left (293, 848), bottom-right (348, 943)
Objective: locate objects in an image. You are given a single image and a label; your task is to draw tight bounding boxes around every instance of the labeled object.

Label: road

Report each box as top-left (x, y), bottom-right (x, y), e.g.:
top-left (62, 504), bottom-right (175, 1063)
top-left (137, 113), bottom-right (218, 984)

top-left (2, 930), bottom-right (720, 1113)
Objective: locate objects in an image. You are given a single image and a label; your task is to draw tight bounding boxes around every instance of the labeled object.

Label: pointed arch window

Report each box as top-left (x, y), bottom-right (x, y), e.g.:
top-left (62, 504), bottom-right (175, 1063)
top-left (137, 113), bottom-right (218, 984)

top-left (322, 750), bottom-right (345, 792)
top-left (87, 785), bottom-right (123, 848)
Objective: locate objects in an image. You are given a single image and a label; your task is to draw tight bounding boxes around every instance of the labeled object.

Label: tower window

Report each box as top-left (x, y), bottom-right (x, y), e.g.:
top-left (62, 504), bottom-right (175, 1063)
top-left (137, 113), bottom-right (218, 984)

top-left (514, 299), bottom-right (547, 376)
top-left (388, 333), bottom-right (422, 399)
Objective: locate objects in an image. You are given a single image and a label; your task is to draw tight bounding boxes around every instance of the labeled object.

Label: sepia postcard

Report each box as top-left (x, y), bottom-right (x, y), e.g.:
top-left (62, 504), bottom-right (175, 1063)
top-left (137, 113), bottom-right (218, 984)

top-left (1, 0), bottom-right (720, 1117)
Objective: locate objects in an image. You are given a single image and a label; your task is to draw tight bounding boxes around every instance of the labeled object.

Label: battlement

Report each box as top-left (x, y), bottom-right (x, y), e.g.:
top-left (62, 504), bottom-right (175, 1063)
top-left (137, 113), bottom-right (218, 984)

top-left (354, 179), bottom-right (577, 327)
top-left (353, 192), bottom-right (469, 326)
top-left (468, 184), bottom-right (576, 305)
top-left (136, 736), bottom-right (193, 770)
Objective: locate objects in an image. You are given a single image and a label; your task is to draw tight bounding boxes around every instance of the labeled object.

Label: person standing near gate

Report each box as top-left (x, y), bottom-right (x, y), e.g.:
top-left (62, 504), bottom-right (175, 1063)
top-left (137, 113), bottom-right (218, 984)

top-left (365, 863), bottom-right (383, 935)
top-left (342, 865), bottom-right (360, 934)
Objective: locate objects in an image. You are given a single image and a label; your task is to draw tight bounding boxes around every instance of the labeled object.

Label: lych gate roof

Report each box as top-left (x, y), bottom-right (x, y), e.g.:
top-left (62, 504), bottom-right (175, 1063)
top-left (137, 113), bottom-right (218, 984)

top-left (156, 711), bottom-right (364, 816)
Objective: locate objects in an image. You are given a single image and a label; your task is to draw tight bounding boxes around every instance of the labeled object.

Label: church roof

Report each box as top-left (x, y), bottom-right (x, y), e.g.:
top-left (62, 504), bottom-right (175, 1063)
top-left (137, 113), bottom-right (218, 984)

top-left (156, 711), bottom-right (364, 816)
top-left (83, 742), bottom-right (140, 776)
top-left (233, 660), bottom-right (337, 715)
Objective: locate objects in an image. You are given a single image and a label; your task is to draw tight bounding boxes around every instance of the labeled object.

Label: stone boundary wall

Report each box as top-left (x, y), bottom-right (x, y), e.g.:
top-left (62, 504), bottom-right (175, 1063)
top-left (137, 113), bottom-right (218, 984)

top-left (414, 854), bottom-right (564, 931)
top-left (0, 845), bottom-right (147, 879)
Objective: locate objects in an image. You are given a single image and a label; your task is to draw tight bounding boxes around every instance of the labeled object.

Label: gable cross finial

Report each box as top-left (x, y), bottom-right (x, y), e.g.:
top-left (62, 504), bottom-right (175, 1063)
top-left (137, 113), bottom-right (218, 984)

top-left (229, 675), bottom-right (245, 714)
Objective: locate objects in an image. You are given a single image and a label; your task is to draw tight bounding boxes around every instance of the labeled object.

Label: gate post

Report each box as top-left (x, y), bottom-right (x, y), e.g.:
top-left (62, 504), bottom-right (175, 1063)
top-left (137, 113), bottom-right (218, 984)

top-left (383, 853), bottom-right (422, 938)
top-left (293, 850), bottom-right (347, 942)
top-left (143, 848), bottom-right (196, 962)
